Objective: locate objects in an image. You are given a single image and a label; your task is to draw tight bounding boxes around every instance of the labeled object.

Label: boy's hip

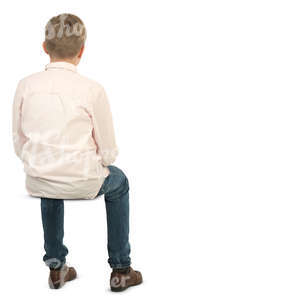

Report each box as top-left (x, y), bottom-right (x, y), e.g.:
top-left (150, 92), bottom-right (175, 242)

top-left (25, 171), bottom-right (108, 200)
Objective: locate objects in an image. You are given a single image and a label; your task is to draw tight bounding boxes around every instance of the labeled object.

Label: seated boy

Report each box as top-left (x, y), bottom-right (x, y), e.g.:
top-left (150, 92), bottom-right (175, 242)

top-left (12, 13), bottom-right (142, 292)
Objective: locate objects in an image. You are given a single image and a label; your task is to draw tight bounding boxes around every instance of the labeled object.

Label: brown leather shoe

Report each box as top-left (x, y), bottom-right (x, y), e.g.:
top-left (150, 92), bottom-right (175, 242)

top-left (110, 267), bottom-right (143, 292)
top-left (48, 264), bottom-right (77, 289)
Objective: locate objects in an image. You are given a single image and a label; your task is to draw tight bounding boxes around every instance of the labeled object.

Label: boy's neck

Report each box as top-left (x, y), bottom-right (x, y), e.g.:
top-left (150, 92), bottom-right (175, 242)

top-left (50, 57), bottom-right (78, 66)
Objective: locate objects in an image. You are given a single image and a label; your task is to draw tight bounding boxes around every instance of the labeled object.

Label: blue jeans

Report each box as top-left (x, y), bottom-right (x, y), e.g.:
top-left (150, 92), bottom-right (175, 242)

top-left (41, 165), bottom-right (131, 270)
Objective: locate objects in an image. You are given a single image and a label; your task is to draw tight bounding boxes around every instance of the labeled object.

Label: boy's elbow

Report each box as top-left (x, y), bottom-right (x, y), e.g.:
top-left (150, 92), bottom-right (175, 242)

top-left (13, 145), bottom-right (22, 160)
top-left (102, 159), bottom-right (114, 167)
top-left (101, 148), bottom-right (119, 167)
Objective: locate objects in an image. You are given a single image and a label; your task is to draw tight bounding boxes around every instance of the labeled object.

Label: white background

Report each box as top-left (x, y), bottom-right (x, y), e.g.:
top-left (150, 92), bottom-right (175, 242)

top-left (0, 0), bottom-right (299, 299)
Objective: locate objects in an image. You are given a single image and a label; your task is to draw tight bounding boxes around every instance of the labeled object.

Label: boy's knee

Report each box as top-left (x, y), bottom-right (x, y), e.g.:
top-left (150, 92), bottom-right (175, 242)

top-left (106, 165), bottom-right (129, 196)
top-left (41, 198), bottom-right (63, 209)
top-left (108, 165), bottom-right (128, 184)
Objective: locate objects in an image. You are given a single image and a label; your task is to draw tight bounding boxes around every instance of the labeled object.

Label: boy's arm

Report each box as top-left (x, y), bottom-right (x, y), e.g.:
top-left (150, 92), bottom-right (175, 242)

top-left (90, 86), bottom-right (119, 167)
top-left (12, 80), bottom-right (27, 159)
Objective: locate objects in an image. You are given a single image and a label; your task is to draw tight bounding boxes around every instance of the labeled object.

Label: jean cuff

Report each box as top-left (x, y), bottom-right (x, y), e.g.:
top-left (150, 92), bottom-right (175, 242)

top-left (109, 262), bottom-right (131, 269)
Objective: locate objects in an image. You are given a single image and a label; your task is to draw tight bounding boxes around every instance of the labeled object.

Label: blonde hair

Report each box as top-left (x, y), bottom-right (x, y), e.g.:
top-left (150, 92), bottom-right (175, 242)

top-left (44, 13), bottom-right (86, 59)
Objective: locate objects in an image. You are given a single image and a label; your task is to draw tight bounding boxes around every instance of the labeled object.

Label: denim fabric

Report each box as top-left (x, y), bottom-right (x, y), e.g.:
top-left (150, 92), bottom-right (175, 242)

top-left (40, 165), bottom-right (131, 270)
top-left (40, 198), bottom-right (68, 270)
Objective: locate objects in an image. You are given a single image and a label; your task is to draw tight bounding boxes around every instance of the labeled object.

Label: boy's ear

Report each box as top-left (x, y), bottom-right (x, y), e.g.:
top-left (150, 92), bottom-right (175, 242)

top-left (42, 41), bottom-right (49, 55)
top-left (78, 45), bottom-right (84, 58)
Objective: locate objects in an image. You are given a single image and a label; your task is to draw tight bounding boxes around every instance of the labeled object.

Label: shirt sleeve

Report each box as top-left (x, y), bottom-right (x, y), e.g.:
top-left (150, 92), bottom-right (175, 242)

top-left (89, 85), bottom-right (119, 167)
top-left (12, 80), bottom-right (27, 159)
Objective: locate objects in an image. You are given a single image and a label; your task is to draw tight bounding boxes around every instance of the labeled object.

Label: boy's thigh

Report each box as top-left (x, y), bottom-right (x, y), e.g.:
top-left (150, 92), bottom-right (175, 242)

top-left (97, 165), bottom-right (128, 196)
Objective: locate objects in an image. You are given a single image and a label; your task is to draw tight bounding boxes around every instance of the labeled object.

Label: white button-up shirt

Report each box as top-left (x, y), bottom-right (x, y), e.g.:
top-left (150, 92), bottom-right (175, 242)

top-left (12, 62), bottom-right (118, 199)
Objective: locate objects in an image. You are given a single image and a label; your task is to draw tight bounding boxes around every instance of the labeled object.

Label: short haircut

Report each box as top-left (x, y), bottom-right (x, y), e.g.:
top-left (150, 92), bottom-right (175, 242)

top-left (44, 13), bottom-right (86, 59)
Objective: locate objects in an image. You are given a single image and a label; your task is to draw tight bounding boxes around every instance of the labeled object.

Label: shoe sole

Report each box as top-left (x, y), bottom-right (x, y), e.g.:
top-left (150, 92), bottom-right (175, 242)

top-left (49, 274), bottom-right (77, 289)
top-left (111, 279), bottom-right (143, 292)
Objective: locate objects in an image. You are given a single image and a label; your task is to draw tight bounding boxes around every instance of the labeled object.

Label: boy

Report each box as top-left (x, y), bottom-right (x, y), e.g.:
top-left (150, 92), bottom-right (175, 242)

top-left (12, 13), bottom-right (142, 292)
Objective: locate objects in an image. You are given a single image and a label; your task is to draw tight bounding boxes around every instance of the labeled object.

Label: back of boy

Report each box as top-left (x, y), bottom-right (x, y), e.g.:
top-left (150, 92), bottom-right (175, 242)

top-left (14, 59), bottom-right (115, 200)
top-left (12, 13), bottom-right (142, 292)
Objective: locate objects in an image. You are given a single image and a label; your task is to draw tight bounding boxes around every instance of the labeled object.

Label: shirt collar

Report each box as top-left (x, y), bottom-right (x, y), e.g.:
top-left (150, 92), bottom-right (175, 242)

top-left (45, 61), bottom-right (77, 73)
